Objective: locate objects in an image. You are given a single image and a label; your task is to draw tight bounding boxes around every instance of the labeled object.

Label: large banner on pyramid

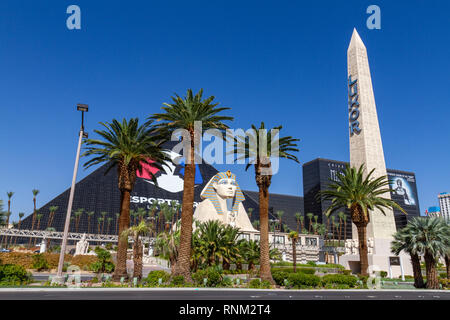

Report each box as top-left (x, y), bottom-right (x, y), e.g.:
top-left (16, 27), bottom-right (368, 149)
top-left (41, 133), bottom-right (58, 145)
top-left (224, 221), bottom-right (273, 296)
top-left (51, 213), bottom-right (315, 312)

top-left (20, 150), bottom-right (262, 235)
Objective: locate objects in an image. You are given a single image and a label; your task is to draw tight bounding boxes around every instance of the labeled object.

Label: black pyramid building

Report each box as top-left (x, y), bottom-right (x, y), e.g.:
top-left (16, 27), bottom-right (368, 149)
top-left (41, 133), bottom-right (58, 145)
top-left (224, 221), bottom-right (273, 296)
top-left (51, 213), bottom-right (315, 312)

top-left (20, 155), bottom-right (279, 235)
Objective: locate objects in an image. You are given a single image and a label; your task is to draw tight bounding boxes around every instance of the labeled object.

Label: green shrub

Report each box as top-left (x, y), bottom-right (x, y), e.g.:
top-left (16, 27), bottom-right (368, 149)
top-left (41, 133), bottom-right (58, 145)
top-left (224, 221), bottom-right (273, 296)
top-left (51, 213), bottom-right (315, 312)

top-left (221, 276), bottom-right (233, 287)
top-left (0, 264), bottom-right (32, 284)
top-left (261, 280), bottom-right (272, 289)
top-left (380, 271), bottom-right (388, 278)
top-left (287, 273), bottom-right (321, 288)
top-left (170, 275), bottom-right (185, 286)
top-left (145, 270), bottom-right (170, 286)
top-left (32, 254), bottom-right (49, 271)
top-left (249, 278), bottom-right (261, 288)
top-left (89, 247), bottom-right (115, 273)
top-left (342, 270), bottom-right (351, 275)
top-left (297, 268), bottom-right (316, 275)
top-left (439, 272), bottom-right (447, 279)
top-left (272, 270), bottom-right (289, 286)
top-left (321, 274), bottom-right (358, 288)
top-left (306, 261), bottom-right (316, 266)
top-left (439, 279), bottom-right (448, 289)
top-left (192, 267), bottom-right (223, 287)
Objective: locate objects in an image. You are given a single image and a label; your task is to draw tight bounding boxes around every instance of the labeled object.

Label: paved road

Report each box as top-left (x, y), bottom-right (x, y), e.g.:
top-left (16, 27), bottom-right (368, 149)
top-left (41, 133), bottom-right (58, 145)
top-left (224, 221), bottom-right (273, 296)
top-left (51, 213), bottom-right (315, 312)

top-left (0, 288), bottom-right (448, 300)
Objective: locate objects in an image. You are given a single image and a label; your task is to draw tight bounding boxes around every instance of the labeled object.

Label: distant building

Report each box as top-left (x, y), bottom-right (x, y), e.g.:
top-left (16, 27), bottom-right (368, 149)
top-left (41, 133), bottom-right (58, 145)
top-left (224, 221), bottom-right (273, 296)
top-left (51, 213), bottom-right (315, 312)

top-left (425, 206), bottom-right (441, 218)
top-left (438, 192), bottom-right (450, 221)
top-left (302, 158), bottom-right (421, 240)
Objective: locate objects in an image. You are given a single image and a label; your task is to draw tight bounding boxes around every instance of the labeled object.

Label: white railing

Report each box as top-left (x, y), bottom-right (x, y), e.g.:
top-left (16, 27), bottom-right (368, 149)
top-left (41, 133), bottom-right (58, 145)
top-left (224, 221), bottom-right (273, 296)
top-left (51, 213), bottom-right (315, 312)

top-left (0, 228), bottom-right (155, 244)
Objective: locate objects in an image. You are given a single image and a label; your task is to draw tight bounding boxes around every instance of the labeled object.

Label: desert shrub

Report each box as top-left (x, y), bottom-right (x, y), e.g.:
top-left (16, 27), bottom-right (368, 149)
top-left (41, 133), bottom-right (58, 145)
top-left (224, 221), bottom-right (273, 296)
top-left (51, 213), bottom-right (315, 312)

top-left (32, 254), bottom-right (49, 271)
top-left (170, 275), bottom-right (185, 286)
top-left (0, 264), bottom-right (32, 284)
top-left (272, 270), bottom-right (289, 286)
top-left (145, 270), bottom-right (170, 286)
top-left (249, 278), bottom-right (261, 288)
top-left (321, 274), bottom-right (358, 288)
top-left (70, 255), bottom-right (98, 270)
top-left (0, 252), bottom-right (72, 269)
top-left (287, 273), bottom-right (321, 288)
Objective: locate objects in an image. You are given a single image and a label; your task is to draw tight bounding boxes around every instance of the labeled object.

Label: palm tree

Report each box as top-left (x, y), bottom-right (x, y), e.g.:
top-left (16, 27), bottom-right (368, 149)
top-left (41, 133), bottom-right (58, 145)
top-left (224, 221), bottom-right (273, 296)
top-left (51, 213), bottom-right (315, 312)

top-left (100, 211), bottom-right (108, 233)
top-left (276, 210), bottom-right (284, 232)
top-left (306, 213), bottom-right (314, 234)
top-left (74, 208), bottom-right (84, 233)
top-left (3, 192), bottom-right (13, 247)
top-left (445, 246), bottom-right (450, 280)
top-left (342, 213), bottom-right (348, 242)
top-left (6, 192), bottom-right (13, 226)
top-left (252, 220), bottom-right (260, 231)
top-left (313, 215), bottom-right (319, 235)
top-left (121, 221), bottom-right (153, 280)
top-left (48, 206), bottom-right (58, 229)
top-left (150, 88), bottom-right (233, 281)
top-left (97, 217), bottom-right (103, 235)
top-left (14, 212), bottom-right (25, 245)
top-left (232, 122), bottom-right (299, 283)
top-left (330, 215), bottom-right (336, 241)
top-left (337, 211), bottom-right (345, 245)
top-left (30, 189), bottom-right (40, 247)
top-left (247, 208), bottom-right (254, 221)
top-left (107, 217), bottom-right (113, 234)
top-left (295, 212), bottom-right (301, 233)
top-left (319, 164), bottom-right (406, 276)
top-left (399, 217), bottom-right (448, 289)
top-left (0, 201), bottom-right (5, 227)
top-left (86, 211), bottom-right (95, 234)
top-left (83, 118), bottom-right (168, 281)
top-left (36, 214), bottom-right (43, 230)
top-left (300, 215), bottom-right (305, 233)
top-left (115, 213), bottom-right (120, 235)
top-left (391, 223), bottom-right (425, 288)
top-left (288, 231), bottom-right (299, 272)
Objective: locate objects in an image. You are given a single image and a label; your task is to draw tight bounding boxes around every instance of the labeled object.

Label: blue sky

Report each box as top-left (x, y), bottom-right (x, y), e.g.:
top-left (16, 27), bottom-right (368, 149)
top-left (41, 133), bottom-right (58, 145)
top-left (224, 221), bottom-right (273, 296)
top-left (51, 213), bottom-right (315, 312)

top-left (1, 0), bottom-right (449, 221)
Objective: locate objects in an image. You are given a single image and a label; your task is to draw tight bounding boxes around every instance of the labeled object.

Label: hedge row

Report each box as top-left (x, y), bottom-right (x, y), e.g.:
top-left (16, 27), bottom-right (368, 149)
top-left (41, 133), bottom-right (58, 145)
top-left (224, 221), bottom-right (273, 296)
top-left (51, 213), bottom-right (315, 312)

top-left (0, 252), bottom-right (98, 270)
top-left (272, 270), bottom-right (359, 288)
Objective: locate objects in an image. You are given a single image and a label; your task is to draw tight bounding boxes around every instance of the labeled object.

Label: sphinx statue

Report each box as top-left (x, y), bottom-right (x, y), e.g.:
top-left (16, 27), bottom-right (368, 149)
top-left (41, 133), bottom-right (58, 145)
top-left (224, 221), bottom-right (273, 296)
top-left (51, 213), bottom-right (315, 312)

top-left (74, 233), bottom-right (89, 256)
top-left (193, 170), bottom-right (256, 232)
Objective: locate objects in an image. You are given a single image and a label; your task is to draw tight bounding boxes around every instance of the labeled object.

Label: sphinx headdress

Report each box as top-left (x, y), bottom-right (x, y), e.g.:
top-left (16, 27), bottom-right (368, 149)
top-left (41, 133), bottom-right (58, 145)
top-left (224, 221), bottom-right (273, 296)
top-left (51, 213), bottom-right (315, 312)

top-left (200, 171), bottom-right (245, 215)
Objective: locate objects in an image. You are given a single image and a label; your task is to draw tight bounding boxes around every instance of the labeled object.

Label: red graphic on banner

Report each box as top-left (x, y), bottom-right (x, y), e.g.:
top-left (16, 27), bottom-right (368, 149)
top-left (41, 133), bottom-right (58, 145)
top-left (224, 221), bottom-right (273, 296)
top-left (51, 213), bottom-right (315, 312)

top-left (137, 159), bottom-right (160, 179)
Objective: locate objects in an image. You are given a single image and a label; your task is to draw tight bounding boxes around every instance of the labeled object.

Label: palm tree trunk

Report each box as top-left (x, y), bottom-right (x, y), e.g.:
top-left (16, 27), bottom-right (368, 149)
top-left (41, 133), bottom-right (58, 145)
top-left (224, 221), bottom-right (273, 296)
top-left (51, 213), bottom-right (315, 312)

top-left (356, 223), bottom-right (369, 276)
top-left (259, 185), bottom-right (274, 284)
top-left (410, 252), bottom-right (424, 288)
top-left (424, 250), bottom-right (439, 289)
top-left (445, 253), bottom-right (449, 280)
top-left (133, 237), bottom-right (143, 280)
top-left (113, 190), bottom-right (131, 281)
top-left (173, 140), bottom-right (195, 282)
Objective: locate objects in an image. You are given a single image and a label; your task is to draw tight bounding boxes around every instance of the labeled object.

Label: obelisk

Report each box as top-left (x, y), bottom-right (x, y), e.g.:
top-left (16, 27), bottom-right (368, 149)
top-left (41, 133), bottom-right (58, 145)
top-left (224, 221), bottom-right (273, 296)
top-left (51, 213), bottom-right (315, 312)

top-left (346, 29), bottom-right (400, 273)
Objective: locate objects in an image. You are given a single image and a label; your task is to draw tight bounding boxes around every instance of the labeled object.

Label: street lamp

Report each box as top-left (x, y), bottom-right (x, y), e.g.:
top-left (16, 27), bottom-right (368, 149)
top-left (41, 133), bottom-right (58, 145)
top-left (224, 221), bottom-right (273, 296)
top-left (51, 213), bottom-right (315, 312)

top-left (53, 104), bottom-right (88, 284)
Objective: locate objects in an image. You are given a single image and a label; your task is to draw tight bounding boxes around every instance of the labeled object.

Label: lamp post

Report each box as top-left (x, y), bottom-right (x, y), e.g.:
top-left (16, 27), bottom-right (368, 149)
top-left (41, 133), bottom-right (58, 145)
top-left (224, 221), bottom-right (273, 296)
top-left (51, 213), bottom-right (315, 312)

top-left (54, 104), bottom-right (88, 284)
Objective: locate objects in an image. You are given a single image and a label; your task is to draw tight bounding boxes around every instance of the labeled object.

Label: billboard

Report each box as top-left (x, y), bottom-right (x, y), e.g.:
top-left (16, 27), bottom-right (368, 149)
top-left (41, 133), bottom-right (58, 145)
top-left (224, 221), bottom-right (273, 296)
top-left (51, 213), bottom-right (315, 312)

top-left (388, 171), bottom-right (418, 207)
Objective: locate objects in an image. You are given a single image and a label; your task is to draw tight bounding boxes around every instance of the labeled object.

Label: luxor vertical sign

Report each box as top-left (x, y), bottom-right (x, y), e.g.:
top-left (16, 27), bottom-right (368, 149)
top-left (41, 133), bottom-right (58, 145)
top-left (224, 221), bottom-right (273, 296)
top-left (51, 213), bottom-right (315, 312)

top-left (348, 76), bottom-right (361, 135)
